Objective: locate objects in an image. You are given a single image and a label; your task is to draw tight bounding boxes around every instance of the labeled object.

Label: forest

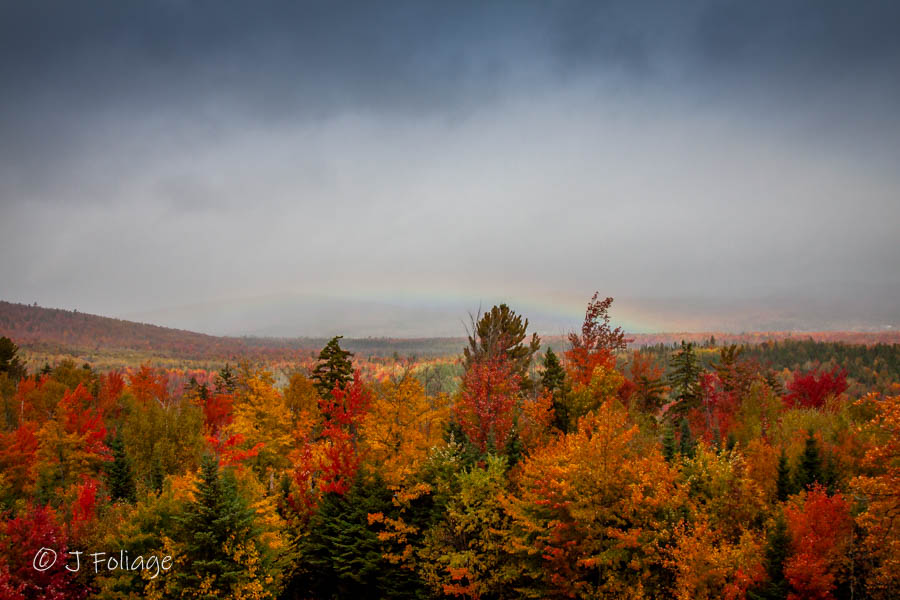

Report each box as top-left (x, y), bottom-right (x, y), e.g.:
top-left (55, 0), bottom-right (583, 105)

top-left (1, 294), bottom-right (899, 600)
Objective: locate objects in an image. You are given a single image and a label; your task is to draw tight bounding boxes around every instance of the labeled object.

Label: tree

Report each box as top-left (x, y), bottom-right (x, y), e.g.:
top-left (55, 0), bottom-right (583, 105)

top-left (293, 471), bottom-right (416, 599)
top-left (214, 363), bottom-right (238, 394)
top-left (540, 348), bottom-right (565, 394)
top-left (172, 454), bottom-right (262, 598)
top-left (662, 422), bottom-right (677, 462)
top-left (668, 341), bottom-right (703, 418)
top-left (464, 303), bottom-right (540, 381)
top-left (680, 417), bottom-right (697, 459)
top-left (454, 355), bottom-right (520, 454)
top-left (0, 336), bottom-right (26, 381)
top-left (105, 432), bottom-right (136, 503)
top-left (312, 336), bottom-right (354, 398)
top-left (775, 449), bottom-right (793, 502)
top-left (625, 351), bottom-right (669, 415)
top-left (783, 368), bottom-right (848, 410)
top-left (748, 513), bottom-right (791, 600)
top-left (794, 430), bottom-right (824, 492)
top-left (566, 292), bottom-right (629, 354)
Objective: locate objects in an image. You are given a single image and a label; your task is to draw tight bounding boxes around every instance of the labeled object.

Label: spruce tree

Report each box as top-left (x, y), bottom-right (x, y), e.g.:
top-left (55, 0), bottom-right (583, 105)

top-left (795, 429), bottom-right (823, 491)
top-left (105, 433), bottom-right (136, 503)
top-left (662, 423), bottom-right (677, 463)
top-left (748, 513), bottom-right (791, 600)
top-left (0, 336), bottom-right (25, 380)
top-left (541, 348), bottom-right (565, 393)
top-left (775, 449), bottom-right (793, 501)
top-left (295, 471), bottom-right (422, 599)
top-left (667, 341), bottom-right (702, 418)
top-left (541, 348), bottom-right (570, 433)
top-left (679, 418), bottom-right (697, 459)
top-left (312, 336), bottom-right (355, 398)
top-left (464, 304), bottom-right (541, 381)
top-left (174, 454), bottom-right (260, 598)
top-left (215, 363), bottom-right (238, 394)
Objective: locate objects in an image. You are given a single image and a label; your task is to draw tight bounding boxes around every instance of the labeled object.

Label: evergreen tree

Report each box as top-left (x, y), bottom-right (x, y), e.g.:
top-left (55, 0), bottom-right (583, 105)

top-left (464, 304), bottom-right (540, 381)
top-left (0, 336), bottom-right (25, 381)
top-left (667, 341), bottom-right (702, 418)
top-left (679, 418), bottom-right (697, 459)
top-left (215, 363), bottom-right (238, 394)
top-left (541, 348), bottom-right (565, 393)
top-left (173, 454), bottom-right (259, 598)
top-left (294, 471), bottom-right (422, 599)
top-left (749, 513), bottom-right (791, 600)
top-left (661, 423), bottom-right (677, 463)
top-left (105, 433), bottom-right (136, 503)
top-left (312, 336), bottom-right (355, 398)
top-left (775, 449), bottom-right (793, 502)
top-left (541, 348), bottom-right (570, 432)
top-left (795, 429), bottom-right (824, 491)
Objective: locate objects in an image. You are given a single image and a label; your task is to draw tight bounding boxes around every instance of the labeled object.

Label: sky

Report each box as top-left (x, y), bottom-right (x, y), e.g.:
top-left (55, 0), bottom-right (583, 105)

top-left (2, 1), bottom-right (899, 337)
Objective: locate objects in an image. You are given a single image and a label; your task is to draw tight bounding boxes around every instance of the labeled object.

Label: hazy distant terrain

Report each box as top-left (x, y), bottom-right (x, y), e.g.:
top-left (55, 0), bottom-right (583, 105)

top-left (4, 300), bottom-right (899, 367)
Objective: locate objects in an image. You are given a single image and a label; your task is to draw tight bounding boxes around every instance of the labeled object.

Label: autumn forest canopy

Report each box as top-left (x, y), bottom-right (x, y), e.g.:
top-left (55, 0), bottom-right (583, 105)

top-left (0, 293), bottom-right (899, 600)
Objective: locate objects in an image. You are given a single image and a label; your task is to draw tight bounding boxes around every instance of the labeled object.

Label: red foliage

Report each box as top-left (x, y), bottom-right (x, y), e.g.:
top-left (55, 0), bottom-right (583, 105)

top-left (567, 293), bottom-right (630, 353)
top-left (783, 367), bottom-right (848, 410)
top-left (455, 356), bottom-right (519, 452)
top-left (128, 365), bottom-right (169, 407)
top-left (205, 433), bottom-right (263, 468)
top-left (784, 486), bottom-right (853, 600)
top-left (0, 424), bottom-right (39, 497)
top-left (69, 477), bottom-right (103, 541)
top-left (318, 372), bottom-right (371, 495)
top-left (57, 385), bottom-right (108, 458)
top-left (201, 393), bottom-right (234, 436)
top-left (688, 373), bottom-right (739, 444)
top-left (0, 505), bottom-right (85, 600)
top-left (96, 371), bottom-right (125, 419)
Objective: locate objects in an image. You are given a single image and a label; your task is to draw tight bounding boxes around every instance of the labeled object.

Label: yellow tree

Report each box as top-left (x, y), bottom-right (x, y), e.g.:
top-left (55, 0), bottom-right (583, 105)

top-left (228, 368), bottom-right (293, 484)
top-left (503, 399), bottom-right (682, 599)
top-left (360, 373), bottom-right (449, 488)
top-left (852, 392), bottom-right (900, 598)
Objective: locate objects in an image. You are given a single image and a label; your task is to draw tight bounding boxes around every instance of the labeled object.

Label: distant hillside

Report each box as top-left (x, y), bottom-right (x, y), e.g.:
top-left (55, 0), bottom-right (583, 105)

top-left (2, 301), bottom-right (898, 364)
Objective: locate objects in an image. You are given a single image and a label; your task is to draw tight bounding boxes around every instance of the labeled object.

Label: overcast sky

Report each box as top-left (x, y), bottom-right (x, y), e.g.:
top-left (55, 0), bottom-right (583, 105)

top-left (2, 1), bottom-right (899, 336)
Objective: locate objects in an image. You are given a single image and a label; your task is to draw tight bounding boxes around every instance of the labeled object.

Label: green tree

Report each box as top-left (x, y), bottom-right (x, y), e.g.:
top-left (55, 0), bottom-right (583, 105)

top-left (312, 336), bottom-right (355, 398)
top-left (294, 471), bottom-right (419, 599)
top-left (0, 336), bottom-right (26, 381)
top-left (748, 513), bottom-right (791, 600)
top-left (662, 422), bottom-right (677, 462)
top-left (541, 348), bottom-right (569, 432)
top-left (464, 304), bottom-right (540, 381)
top-left (679, 417), bottom-right (697, 459)
top-left (667, 341), bottom-right (702, 418)
top-left (214, 363), bottom-right (238, 394)
top-left (775, 448), bottom-right (793, 502)
top-left (794, 429), bottom-right (824, 491)
top-left (105, 432), bottom-right (136, 503)
top-left (173, 454), bottom-right (260, 597)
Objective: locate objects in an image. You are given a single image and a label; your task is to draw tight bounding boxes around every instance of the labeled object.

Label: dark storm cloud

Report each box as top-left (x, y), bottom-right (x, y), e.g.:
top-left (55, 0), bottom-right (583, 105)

top-left (2, 1), bottom-right (899, 334)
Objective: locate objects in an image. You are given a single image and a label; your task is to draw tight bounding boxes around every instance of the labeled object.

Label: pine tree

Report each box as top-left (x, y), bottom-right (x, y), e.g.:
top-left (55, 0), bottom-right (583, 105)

top-left (749, 513), bottom-right (791, 600)
top-left (174, 454), bottom-right (259, 597)
top-left (105, 433), bottom-right (136, 503)
top-left (662, 423), bottom-right (677, 462)
top-left (679, 418), bottom-right (697, 459)
top-left (0, 336), bottom-right (26, 380)
top-left (775, 449), bottom-right (793, 502)
top-left (464, 304), bottom-right (541, 381)
top-left (294, 471), bottom-right (421, 599)
top-left (215, 363), bottom-right (238, 394)
top-left (312, 336), bottom-right (354, 398)
top-left (667, 341), bottom-right (702, 418)
top-left (541, 348), bottom-right (565, 393)
top-left (795, 430), bottom-right (823, 491)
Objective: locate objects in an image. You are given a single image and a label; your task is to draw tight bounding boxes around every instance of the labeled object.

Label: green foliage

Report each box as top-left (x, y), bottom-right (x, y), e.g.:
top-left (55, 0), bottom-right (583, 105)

top-left (464, 304), bottom-right (540, 381)
top-left (795, 430), bottom-right (824, 492)
top-left (667, 341), bottom-right (702, 418)
top-left (662, 422), bottom-right (677, 462)
top-left (312, 336), bottom-right (355, 398)
top-left (0, 336), bottom-right (26, 381)
top-left (105, 432), bottom-right (137, 503)
top-left (679, 417), bottom-right (697, 459)
top-left (775, 449), bottom-right (793, 502)
top-left (748, 513), bottom-right (791, 600)
top-left (294, 471), bottom-right (421, 599)
top-left (172, 454), bottom-right (261, 598)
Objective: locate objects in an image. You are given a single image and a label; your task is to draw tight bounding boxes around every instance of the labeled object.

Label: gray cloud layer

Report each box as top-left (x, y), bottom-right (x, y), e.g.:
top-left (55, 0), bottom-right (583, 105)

top-left (2, 1), bottom-right (899, 335)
